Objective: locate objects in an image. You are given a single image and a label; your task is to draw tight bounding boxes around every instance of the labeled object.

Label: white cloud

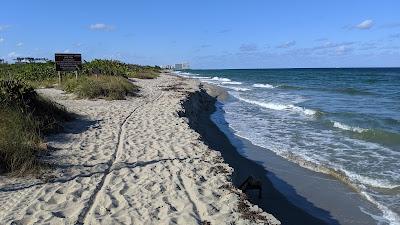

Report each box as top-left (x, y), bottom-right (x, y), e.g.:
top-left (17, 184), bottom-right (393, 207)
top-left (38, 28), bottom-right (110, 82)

top-left (89, 23), bottom-right (114, 31)
top-left (277, 40), bottom-right (296, 48)
top-left (16, 42), bottom-right (23, 47)
top-left (63, 49), bottom-right (70, 53)
top-left (313, 41), bottom-right (354, 50)
top-left (356, 19), bottom-right (373, 30)
top-left (0, 37), bottom-right (4, 43)
top-left (7, 52), bottom-right (19, 58)
top-left (335, 45), bottom-right (352, 55)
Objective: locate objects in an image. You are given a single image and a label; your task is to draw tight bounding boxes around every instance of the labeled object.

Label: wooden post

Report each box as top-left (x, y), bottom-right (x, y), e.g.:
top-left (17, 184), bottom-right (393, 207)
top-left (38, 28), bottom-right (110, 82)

top-left (75, 71), bottom-right (78, 80)
top-left (58, 71), bottom-right (61, 84)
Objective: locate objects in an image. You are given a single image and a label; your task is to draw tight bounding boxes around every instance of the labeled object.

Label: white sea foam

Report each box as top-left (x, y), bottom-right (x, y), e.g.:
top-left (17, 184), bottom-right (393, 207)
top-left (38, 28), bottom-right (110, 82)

top-left (253, 83), bottom-right (275, 88)
top-left (232, 95), bottom-right (317, 116)
top-left (346, 171), bottom-right (400, 189)
top-left (173, 71), bottom-right (192, 78)
top-left (361, 191), bottom-right (400, 225)
top-left (221, 86), bottom-right (250, 92)
top-left (192, 76), bottom-right (211, 79)
top-left (210, 76), bottom-right (231, 82)
top-left (222, 81), bottom-right (243, 85)
top-left (332, 121), bottom-right (368, 133)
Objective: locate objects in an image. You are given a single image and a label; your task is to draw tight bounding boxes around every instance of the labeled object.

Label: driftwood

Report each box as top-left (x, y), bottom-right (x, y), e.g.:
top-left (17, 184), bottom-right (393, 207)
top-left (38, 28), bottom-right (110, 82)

top-left (239, 176), bottom-right (262, 198)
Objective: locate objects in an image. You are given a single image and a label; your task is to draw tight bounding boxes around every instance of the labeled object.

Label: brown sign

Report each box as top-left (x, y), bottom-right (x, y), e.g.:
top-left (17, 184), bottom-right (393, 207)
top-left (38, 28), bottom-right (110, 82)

top-left (55, 53), bottom-right (82, 71)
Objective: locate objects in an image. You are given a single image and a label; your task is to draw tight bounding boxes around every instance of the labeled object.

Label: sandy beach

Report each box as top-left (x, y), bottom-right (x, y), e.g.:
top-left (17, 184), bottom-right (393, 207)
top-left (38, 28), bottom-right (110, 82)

top-left (0, 73), bottom-right (279, 225)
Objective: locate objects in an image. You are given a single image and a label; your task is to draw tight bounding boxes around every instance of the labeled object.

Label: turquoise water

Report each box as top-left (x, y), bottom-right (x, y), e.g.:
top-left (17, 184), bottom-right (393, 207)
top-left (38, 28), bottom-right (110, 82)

top-left (175, 68), bottom-right (400, 224)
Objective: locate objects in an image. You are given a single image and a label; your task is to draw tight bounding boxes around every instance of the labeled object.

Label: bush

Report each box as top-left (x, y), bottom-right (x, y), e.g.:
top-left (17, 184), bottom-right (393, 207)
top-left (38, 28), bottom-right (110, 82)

top-left (62, 75), bottom-right (139, 100)
top-left (0, 79), bottom-right (71, 175)
top-left (130, 71), bottom-right (159, 79)
top-left (83, 59), bottom-right (160, 79)
top-left (0, 79), bottom-right (37, 110)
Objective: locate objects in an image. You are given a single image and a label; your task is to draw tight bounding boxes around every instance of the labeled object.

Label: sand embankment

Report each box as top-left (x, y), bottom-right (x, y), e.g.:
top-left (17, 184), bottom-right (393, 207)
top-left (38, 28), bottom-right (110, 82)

top-left (0, 74), bottom-right (279, 225)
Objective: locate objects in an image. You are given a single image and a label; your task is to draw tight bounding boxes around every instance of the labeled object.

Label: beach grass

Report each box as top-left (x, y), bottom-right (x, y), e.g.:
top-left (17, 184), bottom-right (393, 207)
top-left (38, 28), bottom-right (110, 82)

top-left (0, 79), bottom-right (71, 175)
top-left (62, 75), bottom-right (139, 100)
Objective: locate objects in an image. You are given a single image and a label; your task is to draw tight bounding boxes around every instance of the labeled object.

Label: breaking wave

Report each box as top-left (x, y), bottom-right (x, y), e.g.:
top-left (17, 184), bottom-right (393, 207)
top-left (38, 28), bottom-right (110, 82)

top-left (210, 77), bottom-right (231, 82)
top-left (332, 121), bottom-right (368, 133)
top-left (220, 86), bottom-right (250, 92)
top-left (222, 81), bottom-right (243, 85)
top-left (253, 83), bottom-right (275, 88)
top-left (231, 94), bottom-right (317, 116)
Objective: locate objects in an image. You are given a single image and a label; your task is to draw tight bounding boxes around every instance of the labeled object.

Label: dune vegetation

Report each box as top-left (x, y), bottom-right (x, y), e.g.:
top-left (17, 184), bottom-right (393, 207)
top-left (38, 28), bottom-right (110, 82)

top-left (0, 59), bottom-right (161, 89)
top-left (0, 79), bottom-right (71, 175)
top-left (62, 75), bottom-right (139, 100)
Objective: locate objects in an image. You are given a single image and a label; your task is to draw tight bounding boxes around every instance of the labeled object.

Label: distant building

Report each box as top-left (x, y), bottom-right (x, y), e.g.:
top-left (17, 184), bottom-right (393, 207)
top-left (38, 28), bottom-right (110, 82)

top-left (161, 65), bottom-right (175, 70)
top-left (14, 57), bottom-right (49, 64)
top-left (174, 63), bottom-right (190, 70)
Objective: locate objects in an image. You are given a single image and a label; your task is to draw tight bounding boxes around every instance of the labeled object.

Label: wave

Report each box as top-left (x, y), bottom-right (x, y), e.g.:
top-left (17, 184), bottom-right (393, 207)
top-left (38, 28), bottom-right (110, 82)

top-left (280, 151), bottom-right (400, 190)
top-left (332, 87), bottom-right (374, 96)
top-left (355, 129), bottom-right (400, 147)
top-left (252, 83), bottom-right (275, 88)
top-left (278, 84), bottom-right (305, 90)
top-left (231, 94), bottom-right (317, 116)
top-left (231, 129), bottom-right (400, 224)
top-left (331, 121), bottom-right (400, 146)
top-left (220, 85), bottom-right (250, 92)
top-left (332, 121), bottom-right (368, 133)
top-left (222, 81), bottom-right (242, 85)
top-left (278, 151), bottom-right (400, 225)
top-left (192, 76), bottom-right (211, 79)
top-left (209, 76), bottom-right (231, 82)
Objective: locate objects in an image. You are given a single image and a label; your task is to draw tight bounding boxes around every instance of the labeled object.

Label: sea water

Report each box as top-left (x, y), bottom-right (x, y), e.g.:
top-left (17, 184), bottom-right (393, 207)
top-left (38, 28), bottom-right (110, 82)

top-left (175, 68), bottom-right (400, 224)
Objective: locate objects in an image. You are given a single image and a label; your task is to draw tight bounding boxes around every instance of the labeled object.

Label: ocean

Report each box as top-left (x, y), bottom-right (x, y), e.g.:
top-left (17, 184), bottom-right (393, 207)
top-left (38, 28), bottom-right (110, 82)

top-left (174, 68), bottom-right (400, 225)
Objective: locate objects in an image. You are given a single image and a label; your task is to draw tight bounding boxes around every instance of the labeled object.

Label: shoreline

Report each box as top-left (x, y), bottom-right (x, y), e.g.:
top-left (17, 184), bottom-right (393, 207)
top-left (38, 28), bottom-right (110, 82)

top-left (181, 81), bottom-right (331, 225)
top-left (181, 75), bottom-right (381, 225)
top-left (0, 73), bottom-right (280, 224)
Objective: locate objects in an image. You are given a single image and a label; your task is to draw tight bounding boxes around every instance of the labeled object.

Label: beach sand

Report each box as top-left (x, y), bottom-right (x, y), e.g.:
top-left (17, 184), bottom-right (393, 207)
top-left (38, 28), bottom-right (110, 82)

top-left (0, 74), bottom-right (279, 225)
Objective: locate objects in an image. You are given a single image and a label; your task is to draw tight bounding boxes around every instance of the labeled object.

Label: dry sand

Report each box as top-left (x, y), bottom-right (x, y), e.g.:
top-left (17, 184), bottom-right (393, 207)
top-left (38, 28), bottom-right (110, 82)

top-left (0, 74), bottom-right (279, 225)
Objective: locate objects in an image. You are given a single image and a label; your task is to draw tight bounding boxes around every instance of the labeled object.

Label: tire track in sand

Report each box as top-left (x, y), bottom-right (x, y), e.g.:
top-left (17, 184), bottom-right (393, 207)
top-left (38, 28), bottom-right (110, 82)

top-left (75, 92), bottom-right (163, 225)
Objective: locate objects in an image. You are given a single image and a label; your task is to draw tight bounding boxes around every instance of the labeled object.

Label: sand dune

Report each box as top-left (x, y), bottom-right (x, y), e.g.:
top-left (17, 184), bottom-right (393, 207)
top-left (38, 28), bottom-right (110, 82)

top-left (0, 74), bottom-right (279, 225)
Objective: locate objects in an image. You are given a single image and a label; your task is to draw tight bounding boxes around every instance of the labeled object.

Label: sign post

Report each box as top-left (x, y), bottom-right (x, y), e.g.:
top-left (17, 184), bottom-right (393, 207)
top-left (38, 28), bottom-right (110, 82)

top-left (55, 53), bottom-right (82, 84)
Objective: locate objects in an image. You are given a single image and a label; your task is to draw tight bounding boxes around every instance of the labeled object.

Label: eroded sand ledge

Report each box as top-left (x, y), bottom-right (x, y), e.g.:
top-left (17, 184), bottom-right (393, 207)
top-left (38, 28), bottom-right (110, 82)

top-left (0, 74), bottom-right (279, 225)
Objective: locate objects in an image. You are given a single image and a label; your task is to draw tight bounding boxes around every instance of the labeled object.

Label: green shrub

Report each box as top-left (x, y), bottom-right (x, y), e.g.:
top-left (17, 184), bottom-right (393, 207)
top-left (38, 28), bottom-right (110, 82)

top-left (0, 62), bottom-right (56, 81)
top-left (62, 76), bottom-right (139, 100)
top-left (0, 79), bottom-right (37, 111)
top-left (0, 79), bottom-right (71, 175)
top-left (129, 71), bottom-right (159, 79)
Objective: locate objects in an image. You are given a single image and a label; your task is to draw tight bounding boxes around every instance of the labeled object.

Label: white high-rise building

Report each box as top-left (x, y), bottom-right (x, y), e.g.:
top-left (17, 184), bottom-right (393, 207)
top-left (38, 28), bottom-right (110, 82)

top-left (175, 63), bottom-right (189, 70)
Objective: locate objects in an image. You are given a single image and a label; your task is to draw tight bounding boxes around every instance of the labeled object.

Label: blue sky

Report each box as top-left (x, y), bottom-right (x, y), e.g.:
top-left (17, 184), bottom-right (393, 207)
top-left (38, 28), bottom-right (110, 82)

top-left (0, 0), bottom-right (399, 68)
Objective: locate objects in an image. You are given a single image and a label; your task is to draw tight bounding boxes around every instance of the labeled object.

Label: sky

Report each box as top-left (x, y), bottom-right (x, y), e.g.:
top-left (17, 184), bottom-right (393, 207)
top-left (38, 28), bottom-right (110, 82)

top-left (0, 0), bottom-right (400, 69)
